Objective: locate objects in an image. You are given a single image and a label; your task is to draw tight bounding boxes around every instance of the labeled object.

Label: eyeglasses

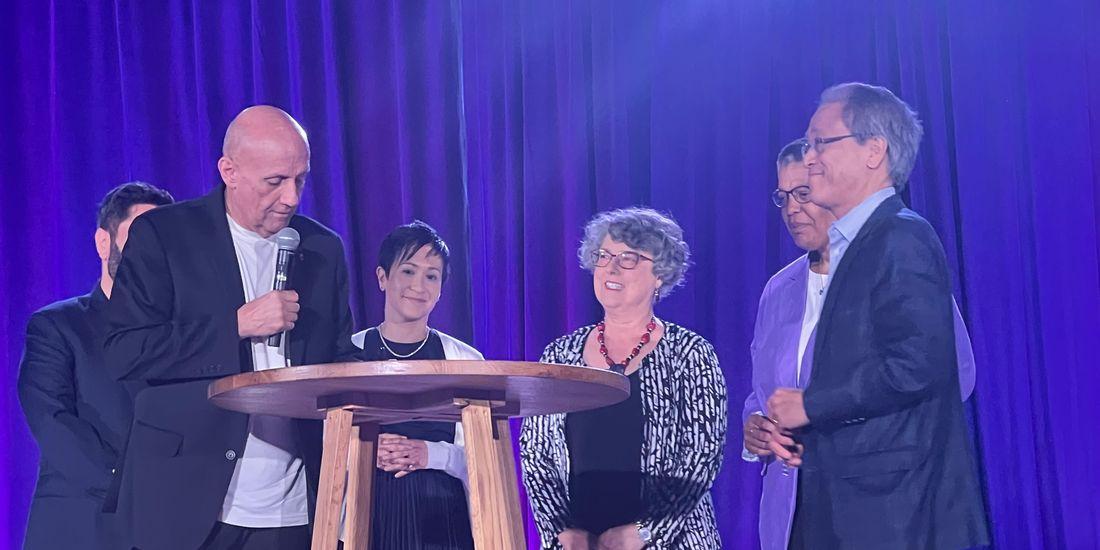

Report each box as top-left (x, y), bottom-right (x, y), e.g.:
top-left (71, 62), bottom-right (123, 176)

top-left (798, 134), bottom-right (862, 156)
top-left (591, 249), bottom-right (654, 270)
top-left (771, 185), bottom-right (812, 208)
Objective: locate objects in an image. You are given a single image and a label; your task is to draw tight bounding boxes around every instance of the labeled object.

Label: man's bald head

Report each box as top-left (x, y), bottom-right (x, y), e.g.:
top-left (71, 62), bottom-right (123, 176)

top-left (222, 105), bottom-right (309, 158)
top-left (218, 105), bottom-right (311, 238)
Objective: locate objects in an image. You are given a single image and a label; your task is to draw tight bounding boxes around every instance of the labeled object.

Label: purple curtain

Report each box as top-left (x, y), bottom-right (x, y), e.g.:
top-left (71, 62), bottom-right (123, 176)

top-left (3, 1), bottom-right (1099, 548)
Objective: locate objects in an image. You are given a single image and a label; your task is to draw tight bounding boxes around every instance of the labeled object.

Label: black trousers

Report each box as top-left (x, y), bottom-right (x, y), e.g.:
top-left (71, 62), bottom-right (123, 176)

top-left (199, 522), bottom-right (311, 550)
top-left (788, 474), bottom-right (808, 550)
top-left (788, 472), bottom-right (840, 550)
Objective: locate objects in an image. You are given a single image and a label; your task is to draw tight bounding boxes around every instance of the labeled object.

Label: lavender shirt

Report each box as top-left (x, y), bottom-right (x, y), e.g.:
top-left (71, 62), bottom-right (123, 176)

top-left (743, 254), bottom-right (976, 550)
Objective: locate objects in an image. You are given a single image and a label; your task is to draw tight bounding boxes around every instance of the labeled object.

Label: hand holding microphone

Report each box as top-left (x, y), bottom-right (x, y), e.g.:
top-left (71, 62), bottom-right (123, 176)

top-left (236, 228), bottom-right (302, 344)
top-left (237, 290), bottom-right (299, 339)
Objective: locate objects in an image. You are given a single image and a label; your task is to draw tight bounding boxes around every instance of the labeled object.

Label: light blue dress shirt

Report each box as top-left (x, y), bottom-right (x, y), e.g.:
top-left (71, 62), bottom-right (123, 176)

top-left (825, 186), bottom-right (897, 294)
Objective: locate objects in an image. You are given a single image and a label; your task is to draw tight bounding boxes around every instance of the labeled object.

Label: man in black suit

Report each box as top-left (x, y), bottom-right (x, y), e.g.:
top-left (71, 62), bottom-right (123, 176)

top-left (19, 182), bottom-right (174, 549)
top-left (104, 106), bottom-right (359, 550)
top-left (765, 83), bottom-right (989, 549)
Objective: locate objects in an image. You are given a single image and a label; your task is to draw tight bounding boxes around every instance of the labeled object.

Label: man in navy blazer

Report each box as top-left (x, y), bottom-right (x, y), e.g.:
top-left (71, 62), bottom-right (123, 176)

top-left (743, 140), bottom-right (977, 550)
top-left (18, 182), bottom-right (173, 549)
top-left (104, 106), bottom-right (360, 550)
top-left (765, 83), bottom-right (989, 549)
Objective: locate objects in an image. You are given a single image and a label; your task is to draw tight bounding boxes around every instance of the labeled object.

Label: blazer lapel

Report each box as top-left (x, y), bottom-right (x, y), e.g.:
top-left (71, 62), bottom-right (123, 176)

top-left (779, 256), bottom-right (809, 389)
top-left (199, 185), bottom-right (251, 369)
top-left (200, 185), bottom-right (247, 311)
top-left (798, 326), bottom-right (817, 388)
top-left (811, 194), bottom-right (904, 382)
top-left (286, 216), bottom-right (310, 367)
top-left (752, 254), bottom-right (811, 406)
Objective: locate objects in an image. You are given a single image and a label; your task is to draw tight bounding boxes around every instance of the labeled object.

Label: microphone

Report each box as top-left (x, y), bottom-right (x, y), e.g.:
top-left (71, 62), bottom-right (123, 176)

top-left (267, 227), bottom-right (301, 347)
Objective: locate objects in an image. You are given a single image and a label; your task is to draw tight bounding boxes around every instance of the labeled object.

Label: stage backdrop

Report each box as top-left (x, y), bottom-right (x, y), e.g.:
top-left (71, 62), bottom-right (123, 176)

top-left (3, 1), bottom-right (1099, 548)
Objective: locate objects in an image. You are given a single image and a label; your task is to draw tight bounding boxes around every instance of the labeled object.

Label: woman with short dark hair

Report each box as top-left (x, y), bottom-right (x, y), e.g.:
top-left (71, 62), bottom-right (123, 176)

top-left (350, 220), bottom-right (482, 549)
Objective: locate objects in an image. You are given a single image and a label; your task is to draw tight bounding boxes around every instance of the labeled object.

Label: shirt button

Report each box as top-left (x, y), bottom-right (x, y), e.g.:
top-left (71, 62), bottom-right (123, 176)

top-left (110, 468), bottom-right (116, 475)
top-left (225, 450), bottom-right (237, 461)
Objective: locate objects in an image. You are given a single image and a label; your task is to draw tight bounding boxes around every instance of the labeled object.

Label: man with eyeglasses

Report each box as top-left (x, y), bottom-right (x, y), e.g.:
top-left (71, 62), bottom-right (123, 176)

top-left (762, 83), bottom-right (989, 549)
top-left (741, 139), bottom-right (978, 550)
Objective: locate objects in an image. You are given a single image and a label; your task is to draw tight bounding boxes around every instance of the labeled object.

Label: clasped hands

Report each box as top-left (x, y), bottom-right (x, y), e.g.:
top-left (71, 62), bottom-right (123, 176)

top-left (376, 433), bottom-right (429, 478)
top-left (744, 388), bottom-right (810, 467)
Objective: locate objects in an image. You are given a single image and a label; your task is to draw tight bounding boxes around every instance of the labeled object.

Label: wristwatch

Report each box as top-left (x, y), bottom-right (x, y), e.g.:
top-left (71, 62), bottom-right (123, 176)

top-left (636, 521), bottom-right (653, 544)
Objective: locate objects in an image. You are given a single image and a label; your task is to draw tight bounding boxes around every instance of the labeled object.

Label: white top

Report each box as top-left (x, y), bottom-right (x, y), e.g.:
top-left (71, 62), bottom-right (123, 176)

top-left (797, 269), bottom-right (829, 382)
top-left (219, 215), bottom-right (309, 528)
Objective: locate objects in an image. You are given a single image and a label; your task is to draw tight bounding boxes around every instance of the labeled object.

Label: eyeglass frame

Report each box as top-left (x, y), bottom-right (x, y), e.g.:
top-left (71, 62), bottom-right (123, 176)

top-left (771, 185), bottom-right (812, 208)
top-left (591, 249), bottom-right (655, 270)
top-left (798, 134), bottom-right (864, 156)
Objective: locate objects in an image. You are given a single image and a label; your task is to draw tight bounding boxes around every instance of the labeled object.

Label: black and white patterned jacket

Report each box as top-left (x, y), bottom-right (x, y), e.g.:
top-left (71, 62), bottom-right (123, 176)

top-left (520, 322), bottom-right (728, 549)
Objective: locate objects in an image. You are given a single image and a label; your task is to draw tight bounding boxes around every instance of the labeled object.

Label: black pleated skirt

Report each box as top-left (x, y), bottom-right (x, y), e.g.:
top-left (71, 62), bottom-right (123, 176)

top-left (371, 467), bottom-right (473, 550)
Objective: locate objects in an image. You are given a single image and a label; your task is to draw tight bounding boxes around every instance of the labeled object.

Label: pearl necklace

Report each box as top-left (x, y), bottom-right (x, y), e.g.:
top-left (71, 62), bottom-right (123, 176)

top-left (375, 325), bottom-right (431, 359)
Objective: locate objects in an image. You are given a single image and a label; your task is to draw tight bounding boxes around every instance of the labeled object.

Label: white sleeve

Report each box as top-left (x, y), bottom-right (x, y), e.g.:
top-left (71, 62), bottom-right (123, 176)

top-left (429, 332), bottom-right (477, 486)
top-left (423, 422), bottom-right (468, 486)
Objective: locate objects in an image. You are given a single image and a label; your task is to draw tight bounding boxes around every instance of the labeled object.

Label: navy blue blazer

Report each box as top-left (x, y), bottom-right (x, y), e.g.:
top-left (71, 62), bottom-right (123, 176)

top-left (103, 185), bottom-right (359, 550)
top-left (18, 285), bottom-right (130, 549)
top-left (798, 195), bottom-right (989, 549)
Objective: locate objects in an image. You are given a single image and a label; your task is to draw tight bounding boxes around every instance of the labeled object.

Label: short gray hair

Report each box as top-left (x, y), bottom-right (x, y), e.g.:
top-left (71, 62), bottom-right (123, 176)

top-left (776, 138), bottom-right (806, 168)
top-left (577, 207), bottom-right (691, 300)
top-left (819, 82), bottom-right (923, 191)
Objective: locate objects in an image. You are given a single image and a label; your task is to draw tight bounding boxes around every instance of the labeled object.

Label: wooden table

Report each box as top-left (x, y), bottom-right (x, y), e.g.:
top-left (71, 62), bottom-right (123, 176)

top-left (208, 360), bottom-right (629, 550)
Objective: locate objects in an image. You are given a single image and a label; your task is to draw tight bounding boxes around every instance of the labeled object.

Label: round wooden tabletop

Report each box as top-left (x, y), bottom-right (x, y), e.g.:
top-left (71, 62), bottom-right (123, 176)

top-left (207, 360), bottom-right (629, 422)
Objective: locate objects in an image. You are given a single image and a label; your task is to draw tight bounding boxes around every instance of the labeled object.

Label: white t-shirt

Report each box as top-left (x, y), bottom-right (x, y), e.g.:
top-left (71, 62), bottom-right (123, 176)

top-left (796, 269), bottom-right (829, 383)
top-left (219, 215), bottom-right (309, 527)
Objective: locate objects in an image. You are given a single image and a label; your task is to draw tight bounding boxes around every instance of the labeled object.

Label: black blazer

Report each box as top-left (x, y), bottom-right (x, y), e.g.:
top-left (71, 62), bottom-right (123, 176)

top-left (18, 285), bottom-right (130, 549)
top-left (799, 195), bottom-right (989, 549)
top-left (103, 185), bottom-right (358, 550)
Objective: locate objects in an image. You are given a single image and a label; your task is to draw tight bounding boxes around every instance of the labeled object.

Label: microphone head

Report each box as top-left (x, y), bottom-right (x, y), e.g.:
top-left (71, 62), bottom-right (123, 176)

top-left (274, 227), bottom-right (301, 251)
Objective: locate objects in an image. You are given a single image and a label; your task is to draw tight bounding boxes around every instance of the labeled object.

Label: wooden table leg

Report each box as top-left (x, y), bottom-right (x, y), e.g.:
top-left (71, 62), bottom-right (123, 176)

top-left (344, 422), bottom-right (379, 550)
top-left (461, 401), bottom-right (526, 549)
top-left (493, 418), bottom-right (526, 544)
top-left (312, 408), bottom-right (354, 550)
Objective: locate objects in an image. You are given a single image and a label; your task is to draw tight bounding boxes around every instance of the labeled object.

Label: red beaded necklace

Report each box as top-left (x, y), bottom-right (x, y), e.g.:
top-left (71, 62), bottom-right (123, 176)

top-left (596, 316), bottom-right (658, 374)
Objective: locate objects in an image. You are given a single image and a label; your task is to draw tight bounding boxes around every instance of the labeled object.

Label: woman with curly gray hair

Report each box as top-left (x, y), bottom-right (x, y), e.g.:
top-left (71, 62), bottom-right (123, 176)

top-left (520, 207), bottom-right (728, 550)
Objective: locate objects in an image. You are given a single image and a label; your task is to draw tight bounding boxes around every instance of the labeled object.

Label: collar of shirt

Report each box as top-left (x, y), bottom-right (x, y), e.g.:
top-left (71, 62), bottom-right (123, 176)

top-left (824, 186), bottom-right (896, 291)
top-left (226, 213), bottom-right (277, 247)
top-left (829, 186), bottom-right (897, 245)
